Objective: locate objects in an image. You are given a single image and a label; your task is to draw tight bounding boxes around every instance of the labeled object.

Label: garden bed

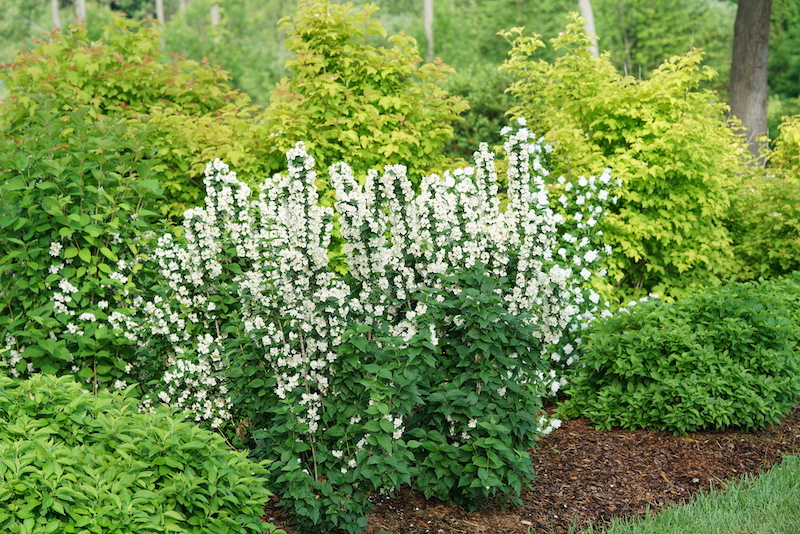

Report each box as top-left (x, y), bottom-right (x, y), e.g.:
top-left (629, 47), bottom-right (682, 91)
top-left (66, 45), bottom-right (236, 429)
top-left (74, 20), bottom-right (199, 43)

top-left (263, 404), bottom-right (800, 533)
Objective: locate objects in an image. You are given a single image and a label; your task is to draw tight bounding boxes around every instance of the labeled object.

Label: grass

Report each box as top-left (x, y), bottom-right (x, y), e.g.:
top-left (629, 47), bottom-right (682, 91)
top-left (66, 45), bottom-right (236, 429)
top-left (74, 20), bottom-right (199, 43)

top-left (576, 455), bottom-right (800, 534)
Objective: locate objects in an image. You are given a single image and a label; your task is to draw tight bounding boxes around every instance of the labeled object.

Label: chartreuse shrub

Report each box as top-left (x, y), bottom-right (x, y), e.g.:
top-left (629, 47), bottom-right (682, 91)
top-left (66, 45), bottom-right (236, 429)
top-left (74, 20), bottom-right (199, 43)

top-left (0, 373), bottom-right (282, 534)
top-left (262, 0), bottom-right (468, 195)
top-left (0, 108), bottom-right (164, 393)
top-left (726, 173), bottom-right (800, 280)
top-left (771, 114), bottom-right (800, 171)
top-left (500, 14), bottom-right (748, 300)
top-left (560, 274), bottom-right (800, 434)
top-left (0, 17), bottom-right (267, 215)
top-left (725, 115), bottom-right (800, 280)
top-left (125, 124), bottom-right (607, 532)
top-left (2, 5), bottom-right (467, 214)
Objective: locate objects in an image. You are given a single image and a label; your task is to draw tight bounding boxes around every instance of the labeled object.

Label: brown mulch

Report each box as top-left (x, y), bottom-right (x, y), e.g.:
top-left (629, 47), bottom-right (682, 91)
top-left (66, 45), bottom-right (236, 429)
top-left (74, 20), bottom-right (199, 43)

top-left (264, 405), bottom-right (800, 534)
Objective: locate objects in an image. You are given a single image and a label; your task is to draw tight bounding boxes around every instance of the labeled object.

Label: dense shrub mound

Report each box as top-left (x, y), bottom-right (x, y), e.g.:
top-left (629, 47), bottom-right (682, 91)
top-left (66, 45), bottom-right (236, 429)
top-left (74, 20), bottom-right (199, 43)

top-left (561, 275), bottom-right (800, 433)
top-left (0, 373), bottom-right (281, 534)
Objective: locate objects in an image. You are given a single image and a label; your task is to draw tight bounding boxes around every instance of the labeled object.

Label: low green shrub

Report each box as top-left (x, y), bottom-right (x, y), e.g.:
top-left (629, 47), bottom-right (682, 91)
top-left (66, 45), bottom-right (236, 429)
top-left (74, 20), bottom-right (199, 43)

top-left (0, 373), bottom-right (281, 534)
top-left (560, 275), bottom-right (800, 434)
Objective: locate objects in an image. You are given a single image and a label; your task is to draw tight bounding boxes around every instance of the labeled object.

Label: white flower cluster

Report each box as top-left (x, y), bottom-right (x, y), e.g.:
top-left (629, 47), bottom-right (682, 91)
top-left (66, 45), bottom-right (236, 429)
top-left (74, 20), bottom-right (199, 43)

top-left (546, 161), bottom-right (623, 376)
top-left (132, 158), bottom-right (262, 428)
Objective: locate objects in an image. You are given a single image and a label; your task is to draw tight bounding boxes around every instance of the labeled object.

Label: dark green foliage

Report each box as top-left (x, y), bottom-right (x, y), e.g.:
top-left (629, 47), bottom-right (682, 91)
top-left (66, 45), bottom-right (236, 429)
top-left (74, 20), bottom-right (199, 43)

top-left (560, 275), bottom-right (800, 434)
top-left (443, 66), bottom-right (514, 162)
top-left (0, 373), bottom-right (281, 534)
top-left (593, 0), bottom-right (736, 86)
top-left (248, 327), bottom-right (419, 534)
top-left (0, 108), bottom-right (163, 392)
top-left (770, 0), bottom-right (800, 100)
top-left (406, 269), bottom-right (555, 509)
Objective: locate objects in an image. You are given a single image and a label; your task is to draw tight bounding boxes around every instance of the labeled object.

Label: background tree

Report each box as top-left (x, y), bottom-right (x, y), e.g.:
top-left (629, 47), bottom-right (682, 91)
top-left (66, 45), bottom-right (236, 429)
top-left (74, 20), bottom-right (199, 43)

top-left (76, 0), bottom-right (87, 22)
top-left (423, 0), bottom-right (434, 61)
top-left (729, 0), bottom-right (773, 160)
top-left (51, 0), bottom-right (61, 27)
top-left (578, 0), bottom-right (598, 57)
top-left (592, 0), bottom-right (736, 82)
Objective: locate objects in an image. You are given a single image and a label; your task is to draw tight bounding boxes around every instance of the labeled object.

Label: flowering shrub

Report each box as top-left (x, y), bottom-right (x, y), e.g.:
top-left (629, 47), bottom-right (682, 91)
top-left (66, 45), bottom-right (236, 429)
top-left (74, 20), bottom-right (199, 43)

top-left (126, 120), bottom-right (613, 531)
top-left (0, 108), bottom-right (162, 392)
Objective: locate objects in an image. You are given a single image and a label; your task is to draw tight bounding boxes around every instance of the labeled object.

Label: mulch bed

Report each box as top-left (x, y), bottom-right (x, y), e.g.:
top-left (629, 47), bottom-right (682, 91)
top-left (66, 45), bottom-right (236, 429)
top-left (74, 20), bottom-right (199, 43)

top-left (264, 404), bottom-right (800, 534)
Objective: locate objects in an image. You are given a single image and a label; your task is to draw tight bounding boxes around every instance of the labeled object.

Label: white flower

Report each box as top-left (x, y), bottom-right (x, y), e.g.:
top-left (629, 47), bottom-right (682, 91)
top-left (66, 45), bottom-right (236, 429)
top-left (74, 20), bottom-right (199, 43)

top-left (49, 242), bottom-right (63, 257)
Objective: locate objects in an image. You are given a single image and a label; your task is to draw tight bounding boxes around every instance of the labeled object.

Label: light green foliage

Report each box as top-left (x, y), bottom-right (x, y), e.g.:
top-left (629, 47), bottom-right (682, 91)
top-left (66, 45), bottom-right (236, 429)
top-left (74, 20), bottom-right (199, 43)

top-left (0, 109), bottom-right (162, 392)
top-left (0, 17), bottom-right (266, 215)
top-left (726, 174), bottom-right (800, 280)
top-left (560, 275), bottom-right (800, 434)
top-left (262, 0), bottom-right (467, 193)
top-left (771, 114), bottom-right (800, 171)
top-left (0, 373), bottom-right (281, 534)
top-left (501, 14), bottom-right (747, 300)
top-left (725, 115), bottom-right (800, 280)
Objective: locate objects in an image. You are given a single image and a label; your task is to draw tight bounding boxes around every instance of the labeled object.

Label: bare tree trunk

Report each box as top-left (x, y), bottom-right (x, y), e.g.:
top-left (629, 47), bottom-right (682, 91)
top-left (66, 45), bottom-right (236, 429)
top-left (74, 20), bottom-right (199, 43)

top-left (578, 0), bottom-right (599, 58)
top-left (155, 0), bottom-right (165, 25)
top-left (729, 0), bottom-right (772, 162)
top-left (51, 0), bottom-right (61, 28)
top-left (179, 0), bottom-right (189, 11)
top-left (423, 0), bottom-right (434, 62)
top-left (75, 0), bottom-right (87, 24)
top-left (210, 3), bottom-right (221, 25)
top-left (155, 0), bottom-right (166, 50)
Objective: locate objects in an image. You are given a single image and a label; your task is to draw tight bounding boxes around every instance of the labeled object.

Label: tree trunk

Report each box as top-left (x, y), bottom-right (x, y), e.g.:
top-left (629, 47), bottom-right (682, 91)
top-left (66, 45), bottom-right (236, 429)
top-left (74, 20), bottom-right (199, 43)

top-left (75, 0), bottom-right (87, 24)
top-left (51, 0), bottom-right (61, 28)
top-left (423, 0), bottom-right (434, 62)
top-left (578, 0), bottom-right (599, 58)
top-left (155, 0), bottom-right (165, 25)
top-left (179, 0), bottom-right (189, 11)
top-left (729, 0), bottom-right (773, 162)
top-left (210, 3), bottom-right (221, 25)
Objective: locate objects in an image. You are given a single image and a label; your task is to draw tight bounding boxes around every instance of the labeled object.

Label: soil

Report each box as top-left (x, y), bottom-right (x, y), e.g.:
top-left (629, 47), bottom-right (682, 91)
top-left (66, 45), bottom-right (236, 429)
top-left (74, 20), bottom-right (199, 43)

top-left (263, 404), bottom-right (800, 534)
